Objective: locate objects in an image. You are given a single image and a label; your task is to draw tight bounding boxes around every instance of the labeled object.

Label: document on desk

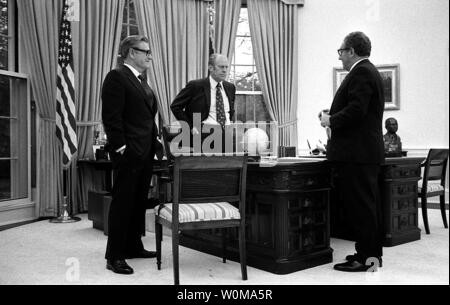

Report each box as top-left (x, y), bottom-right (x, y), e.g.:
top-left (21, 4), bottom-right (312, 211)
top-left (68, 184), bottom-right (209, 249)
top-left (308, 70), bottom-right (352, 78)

top-left (276, 157), bottom-right (325, 164)
top-left (258, 157), bottom-right (325, 167)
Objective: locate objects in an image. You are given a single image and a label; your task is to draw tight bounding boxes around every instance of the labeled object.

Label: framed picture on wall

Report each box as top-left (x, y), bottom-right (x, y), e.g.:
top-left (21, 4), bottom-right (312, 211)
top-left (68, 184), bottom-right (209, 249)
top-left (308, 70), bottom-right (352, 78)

top-left (333, 64), bottom-right (400, 110)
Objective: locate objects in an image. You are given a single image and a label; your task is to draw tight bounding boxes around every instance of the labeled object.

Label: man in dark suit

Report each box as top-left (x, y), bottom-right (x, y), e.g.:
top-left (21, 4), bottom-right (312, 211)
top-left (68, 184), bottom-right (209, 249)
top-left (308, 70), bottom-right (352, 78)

top-left (320, 32), bottom-right (385, 272)
top-left (102, 35), bottom-right (161, 275)
top-left (170, 54), bottom-right (236, 153)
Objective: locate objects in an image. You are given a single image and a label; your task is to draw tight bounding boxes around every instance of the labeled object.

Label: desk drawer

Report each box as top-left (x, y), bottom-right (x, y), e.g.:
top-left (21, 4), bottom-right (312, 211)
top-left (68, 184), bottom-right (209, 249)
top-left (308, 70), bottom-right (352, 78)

top-left (288, 227), bottom-right (328, 255)
top-left (384, 164), bottom-right (421, 180)
top-left (288, 192), bottom-right (327, 210)
top-left (248, 170), bottom-right (330, 191)
top-left (390, 196), bottom-right (418, 212)
top-left (390, 182), bottom-right (417, 197)
top-left (391, 212), bottom-right (418, 232)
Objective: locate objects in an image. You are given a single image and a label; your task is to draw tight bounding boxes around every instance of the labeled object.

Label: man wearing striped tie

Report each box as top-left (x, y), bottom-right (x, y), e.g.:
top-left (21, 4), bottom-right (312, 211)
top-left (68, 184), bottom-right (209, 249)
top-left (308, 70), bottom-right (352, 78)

top-left (102, 35), bottom-right (162, 275)
top-left (171, 54), bottom-right (236, 153)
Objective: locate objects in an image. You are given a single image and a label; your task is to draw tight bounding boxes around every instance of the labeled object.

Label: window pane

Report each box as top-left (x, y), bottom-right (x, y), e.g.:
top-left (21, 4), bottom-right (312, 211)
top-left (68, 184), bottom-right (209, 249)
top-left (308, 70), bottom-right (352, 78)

top-left (253, 72), bottom-right (262, 91)
top-left (0, 118), bottom-right (10, 158)
top-left (0, 159), bottom-right (11, 201)
top-left (130, 25), bottom-right (139, 36)
top-left (0, 41), bottom-right (7, 70)
top-left (234, 65), bottom-right (256, 91)
top-left (123, 1), bottom-right (128, 22)
top-left (120, 27), bottom-right (127, 41)
top-left (0, 72), bottom-right (28, 202)
top-left (129, 0), bottom-right (137, 25)
top-left (0, 0), bottom-right (8, 36)
top-left (0, 72), bottom-right (10, 116)
top-left (234, 36), bottom-right (253, 65)
top-left (236, 8), bottom-right (249, 36)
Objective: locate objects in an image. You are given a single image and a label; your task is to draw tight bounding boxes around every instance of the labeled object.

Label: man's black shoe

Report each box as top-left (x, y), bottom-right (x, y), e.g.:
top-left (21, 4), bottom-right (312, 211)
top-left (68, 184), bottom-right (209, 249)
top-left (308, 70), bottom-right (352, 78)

top-left (106, 259), bottom-right (134, 275)
top-left (345, 254), bottom-right (383, 267)
top-left (334, 260), bottom-right (373, 272)
top-left (126, 249), bottom-right (157, 259)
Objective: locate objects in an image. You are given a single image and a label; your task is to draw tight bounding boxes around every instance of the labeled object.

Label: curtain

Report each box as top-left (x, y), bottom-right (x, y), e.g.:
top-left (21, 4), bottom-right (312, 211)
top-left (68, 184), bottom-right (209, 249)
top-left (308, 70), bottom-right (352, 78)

top-left (248, 0), bottom-right (300, 147)
top-left (134, 0), bottom-right (210, 125)
top-left (71, 0), bottom-right (125, 213)
top-left (213, 0), bottom-right (241, 60)
top-left (17, 0), bottom-right (64, 217)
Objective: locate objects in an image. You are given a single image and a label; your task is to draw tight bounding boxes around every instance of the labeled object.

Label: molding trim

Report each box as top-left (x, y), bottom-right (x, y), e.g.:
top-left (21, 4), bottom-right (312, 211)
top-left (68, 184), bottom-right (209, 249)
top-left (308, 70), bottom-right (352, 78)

top-left (0, 201), bottom-right (37, 227)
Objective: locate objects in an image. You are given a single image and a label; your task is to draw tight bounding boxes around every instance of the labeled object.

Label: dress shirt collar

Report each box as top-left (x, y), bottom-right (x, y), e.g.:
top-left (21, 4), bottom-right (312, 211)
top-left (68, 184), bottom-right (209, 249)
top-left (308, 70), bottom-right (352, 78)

top-left (124, 63), bottom-right (141, 80)
top-left (209, 76), bottom-right (223, 90)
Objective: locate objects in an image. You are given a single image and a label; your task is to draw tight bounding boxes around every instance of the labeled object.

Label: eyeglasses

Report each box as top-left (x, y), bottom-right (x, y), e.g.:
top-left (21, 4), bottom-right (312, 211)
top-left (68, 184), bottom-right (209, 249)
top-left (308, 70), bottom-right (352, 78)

top-left (132, 47), bottom-right (152, 56)
top-left (337, 48), bottom-right (350, 56)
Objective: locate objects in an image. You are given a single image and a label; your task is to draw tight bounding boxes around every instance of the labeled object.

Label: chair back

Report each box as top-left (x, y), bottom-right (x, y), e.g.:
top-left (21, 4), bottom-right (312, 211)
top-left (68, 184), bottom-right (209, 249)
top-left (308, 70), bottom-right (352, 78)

top-left (422, 149), bottom-right (449, 191)
top-left (161, 125), bottom-right (181, 162)
top-left (172, 156), bottom-right (247, 205)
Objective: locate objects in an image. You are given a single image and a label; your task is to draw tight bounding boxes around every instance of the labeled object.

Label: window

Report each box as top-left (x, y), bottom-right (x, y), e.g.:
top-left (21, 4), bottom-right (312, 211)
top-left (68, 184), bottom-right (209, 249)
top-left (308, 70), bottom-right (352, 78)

top-left (0, 0), bottom-right (15, 71)
top-left (229, 7), bottom-right (270, 123)
top-left (121, 0), bottom-right (139, 41)
top-left (0, 1), bottom-right (30, 208)
top-left (0, 71), bottom-right (29, 203)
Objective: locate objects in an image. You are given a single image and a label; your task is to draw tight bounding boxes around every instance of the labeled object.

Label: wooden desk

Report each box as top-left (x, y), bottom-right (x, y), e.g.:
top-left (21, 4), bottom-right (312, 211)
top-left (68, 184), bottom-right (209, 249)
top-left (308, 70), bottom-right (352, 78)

top-left (79, 158), bottom-right (167, 234)
top-left (177, 157), bottom-right (424, 274)
top-left (179, 159), bottom-right (334, 274)
top-left (330, 157), bottom-right (424, 247)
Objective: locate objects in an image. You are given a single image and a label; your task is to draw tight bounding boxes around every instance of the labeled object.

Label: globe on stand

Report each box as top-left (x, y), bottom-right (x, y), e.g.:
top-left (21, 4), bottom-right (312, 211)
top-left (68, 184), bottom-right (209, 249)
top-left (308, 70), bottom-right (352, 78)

top-left (242, 127), bottom-right (269, 156)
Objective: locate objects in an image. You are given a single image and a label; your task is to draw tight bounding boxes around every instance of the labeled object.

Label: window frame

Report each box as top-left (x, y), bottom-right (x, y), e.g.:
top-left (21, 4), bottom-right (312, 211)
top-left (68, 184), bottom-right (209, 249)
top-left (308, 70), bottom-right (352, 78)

top-left (231, 7), bottom-right (261, 95)
top-left (230, 6), bottom-right (270, 123)
top-left (121, 0), bottom-right (139, 41)
top-left (0, 69), bottom-right (31, 209)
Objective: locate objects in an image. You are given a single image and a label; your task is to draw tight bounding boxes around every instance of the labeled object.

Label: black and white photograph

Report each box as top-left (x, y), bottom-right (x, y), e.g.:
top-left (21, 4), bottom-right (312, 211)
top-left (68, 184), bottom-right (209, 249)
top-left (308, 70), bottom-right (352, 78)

top-left (0, 0), bottom-right (448, 290)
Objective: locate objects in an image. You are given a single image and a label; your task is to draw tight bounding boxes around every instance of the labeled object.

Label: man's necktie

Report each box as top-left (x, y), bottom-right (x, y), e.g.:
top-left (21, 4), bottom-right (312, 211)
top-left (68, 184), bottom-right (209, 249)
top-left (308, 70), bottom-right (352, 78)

top-left (216, 83), bottom-right (226, 129)
top-left (138, 74), bottom-right (152, 97)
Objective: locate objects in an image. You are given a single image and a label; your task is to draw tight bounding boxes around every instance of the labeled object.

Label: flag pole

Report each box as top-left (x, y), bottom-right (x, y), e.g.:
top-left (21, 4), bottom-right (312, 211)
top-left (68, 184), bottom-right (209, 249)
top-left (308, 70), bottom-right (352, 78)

top-left (50, 164), bottom-right (81, 223)
top-left (50, 0), bottom-right (80, 223)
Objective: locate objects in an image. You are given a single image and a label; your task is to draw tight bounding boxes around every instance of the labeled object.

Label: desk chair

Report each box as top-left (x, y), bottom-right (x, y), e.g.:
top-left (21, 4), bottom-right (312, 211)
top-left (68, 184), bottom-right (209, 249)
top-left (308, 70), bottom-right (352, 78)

top-left (418, 149), bottom-right (449, 234)
top-left (154, 126), bottom-right (248, 285)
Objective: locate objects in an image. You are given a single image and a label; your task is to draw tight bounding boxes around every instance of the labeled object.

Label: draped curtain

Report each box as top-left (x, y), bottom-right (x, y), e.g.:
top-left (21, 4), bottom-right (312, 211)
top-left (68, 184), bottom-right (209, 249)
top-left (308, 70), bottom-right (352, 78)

top-left (213, 0), bottom-right (242, 60)
top-left (248, 0), bottom-right (300, 147)
top-left (17, 0), bottom-right (64, 217)
top-left (72, 0), bottom-right (125, 213)
top-left (134, 0), bottom-right (210, 125)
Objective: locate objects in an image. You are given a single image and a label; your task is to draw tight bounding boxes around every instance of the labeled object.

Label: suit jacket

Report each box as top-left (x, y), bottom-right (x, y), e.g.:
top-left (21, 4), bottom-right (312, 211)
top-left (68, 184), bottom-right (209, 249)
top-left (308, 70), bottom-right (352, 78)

top-left (170, 78), bottom-right (236, 129)
top-left (102, 65), bottom-right (159, 162)
top-left (327, 59), bottom-right (385, 164)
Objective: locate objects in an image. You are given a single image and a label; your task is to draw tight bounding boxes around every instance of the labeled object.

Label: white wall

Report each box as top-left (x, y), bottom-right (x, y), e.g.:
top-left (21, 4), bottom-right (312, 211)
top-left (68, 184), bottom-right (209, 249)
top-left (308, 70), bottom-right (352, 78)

top-left (297, 0), bottom-right (449, 154)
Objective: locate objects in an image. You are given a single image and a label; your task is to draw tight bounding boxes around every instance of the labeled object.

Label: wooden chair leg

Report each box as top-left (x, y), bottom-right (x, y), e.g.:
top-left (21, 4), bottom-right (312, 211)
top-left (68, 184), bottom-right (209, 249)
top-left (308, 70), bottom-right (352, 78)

top-left (155, 222), bottom-right (162, 270)
top-left (421, 197), bottom-right (430, 234)
top-left (238, 224), bottom-right (247, 281)
top-left (172, 230), bottom-right (180, 285)
top-left (221, 228), bottom-right (227, 263)
top-left (440, 195), bottom-right (448, 229)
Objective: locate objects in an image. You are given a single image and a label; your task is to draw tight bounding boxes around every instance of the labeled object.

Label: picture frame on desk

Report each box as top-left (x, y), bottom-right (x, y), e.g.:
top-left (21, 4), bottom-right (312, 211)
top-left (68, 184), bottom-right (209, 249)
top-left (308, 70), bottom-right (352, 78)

top-left (333, 64), bottom-right (400, 110)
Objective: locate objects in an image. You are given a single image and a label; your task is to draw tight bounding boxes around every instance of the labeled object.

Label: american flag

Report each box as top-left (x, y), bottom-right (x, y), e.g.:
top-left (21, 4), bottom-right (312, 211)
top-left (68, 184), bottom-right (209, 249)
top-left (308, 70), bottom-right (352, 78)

top-left (56, 0), bottom-right (77, 167)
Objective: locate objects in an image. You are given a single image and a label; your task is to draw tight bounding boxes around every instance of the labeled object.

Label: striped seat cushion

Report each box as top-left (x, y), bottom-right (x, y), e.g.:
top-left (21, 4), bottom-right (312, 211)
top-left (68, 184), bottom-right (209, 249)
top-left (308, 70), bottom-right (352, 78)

top-left (418, 181), bottom-right (444, 193)
top-left (155, 202), bottom-right (240, 223)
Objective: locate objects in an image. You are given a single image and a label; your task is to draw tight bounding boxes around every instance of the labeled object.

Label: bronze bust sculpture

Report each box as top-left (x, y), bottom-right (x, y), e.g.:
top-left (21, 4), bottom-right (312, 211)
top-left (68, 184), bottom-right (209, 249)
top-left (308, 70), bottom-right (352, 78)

top-left (384, 117), bottom-right (402, 155)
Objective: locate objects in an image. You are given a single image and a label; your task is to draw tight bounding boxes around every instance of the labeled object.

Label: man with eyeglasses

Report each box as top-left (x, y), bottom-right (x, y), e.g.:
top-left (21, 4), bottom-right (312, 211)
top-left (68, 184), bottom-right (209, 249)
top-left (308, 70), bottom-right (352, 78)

top-left (319, 32), bottom-right (385, 272)
top-left (102, 35), bottom-right (162, 275)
